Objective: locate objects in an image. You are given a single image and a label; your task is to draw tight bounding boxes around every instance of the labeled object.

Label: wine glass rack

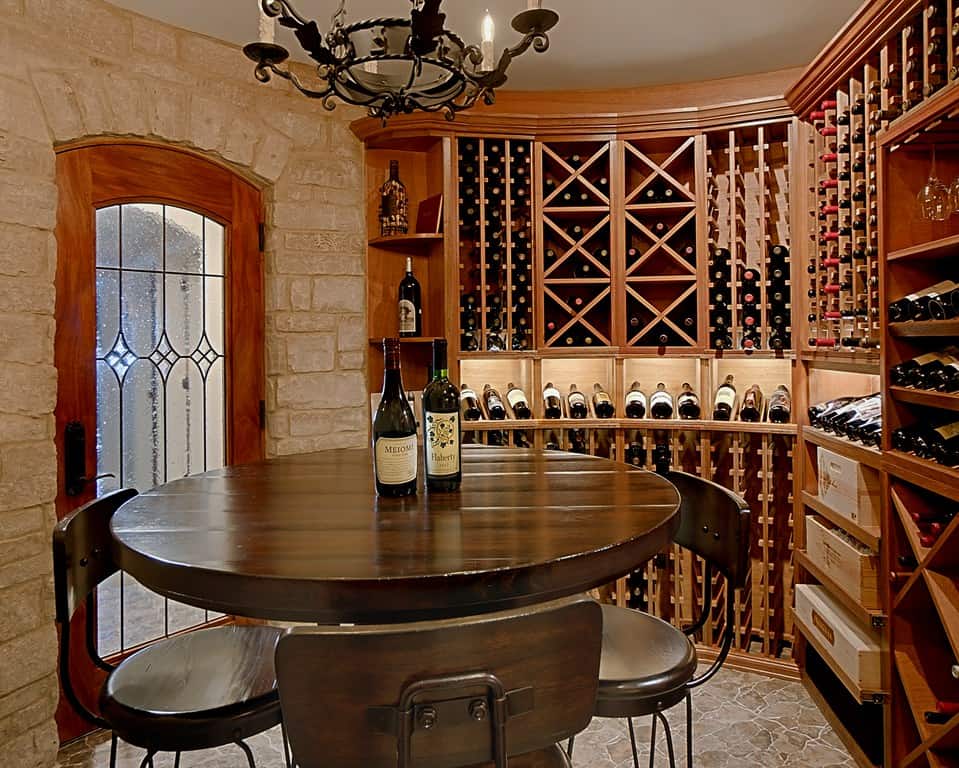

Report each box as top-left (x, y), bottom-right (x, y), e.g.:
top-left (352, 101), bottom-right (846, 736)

top-left (457, 137), bottom-right (534, 353)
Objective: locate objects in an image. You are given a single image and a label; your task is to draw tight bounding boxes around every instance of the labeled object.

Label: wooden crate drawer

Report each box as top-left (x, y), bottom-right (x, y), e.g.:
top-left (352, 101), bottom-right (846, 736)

top-left (804, 516), bottom-right (880, 610)
top-left (817, 447), bottom-right (881, 528)
top-left (794, 584), bottom-right (881, 694)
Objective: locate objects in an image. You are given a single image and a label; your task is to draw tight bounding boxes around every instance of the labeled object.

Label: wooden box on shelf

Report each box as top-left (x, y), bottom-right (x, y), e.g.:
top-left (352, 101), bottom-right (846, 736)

top-left (804, 516), bottom-right (880, 611)
top-left (817, 446), bottom-right (882, 529)
top-left (795, 584), bottom-right (882, 695)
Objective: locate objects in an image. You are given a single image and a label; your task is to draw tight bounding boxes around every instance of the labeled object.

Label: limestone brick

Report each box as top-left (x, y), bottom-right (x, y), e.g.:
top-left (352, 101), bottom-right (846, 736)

top-left (274, 249), bottom-right (364, 276)
top-left (0, 314), bottom-right (53, 365)
top-left (187, 94), bottom-right (232, 153)
top-left (288, 406), bottom-right (368, 438)
top-left (311, 276), bottom-right (365, 314)
top-left (337, 316), bottom-right (367, 351)
top-left (338, 350), bottom-right (365, 371)
top-left (0, 171), bottom-right (56, 230)
top-left (271, 312), bottom-right (338, 334)
top-left (287, 334), bottom-right (336, 373)
top-left (0, 363), bottom-right (56, 417)
top-left (0, 626), bottom-right (58, 713)
top-left (0, 719), bottom-right (58, 768)
top-left (103, 73), bottom-right (150, 137)
top-left (223, 114), bottom-right (262, 169)
top-left (289, 278), bottom-right (312, 311)
top-left (252, 130), bottom-right (293, 182)
top-left (26, 0), bottom-right (133, 59)
top-left (144, 80), bottom-right (190, 143)
top-left (177, 31), bottom-right (250, 81)
top-left (0, 76), bottom-right (49, 142)
top-left (0, 225), bottom-right (54, 279)
top-left (30, 70), bottom-right (84, 142)
top-left (0, 581), bottom-right (44, 641)
top-left (0, 676), bottom-right (57, 739)
top-left (283, 230), bottom-right (365, 255)
top-left (275, 370), bottom-right (366, 410)
top-left (0, 505), bottom-right (44, 540)
top-left (0, 132), bottom-right (55, 180)
top-left (0, 553), bottom-right (49, 591)
top-left (131, 14), bottom-right (178, 60)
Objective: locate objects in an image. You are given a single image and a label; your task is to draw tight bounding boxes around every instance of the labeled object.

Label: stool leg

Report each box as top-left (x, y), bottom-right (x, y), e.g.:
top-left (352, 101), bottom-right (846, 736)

top-left (657, 714), bottom-right (676, 768)
top-left (281, 720), bottom-right (294, 768)
top-left (173, 752), bottom-right (181, 768)
top-left (109, 733), bottom-right (118, 768)
top-left (137, 750), bottom-right (156, 768)
top-left (646, 715), bottom-right (656, 768)
top-left (685, 692), bottom-right (693, 767)
top-left (236, 739), bottom-right (257, 768)
top-left (566, 736), bottom-right (575, 760)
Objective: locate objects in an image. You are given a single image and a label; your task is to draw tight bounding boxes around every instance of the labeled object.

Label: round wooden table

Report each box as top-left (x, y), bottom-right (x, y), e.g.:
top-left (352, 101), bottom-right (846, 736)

top-left (110, 447), bottom-right (680, 623)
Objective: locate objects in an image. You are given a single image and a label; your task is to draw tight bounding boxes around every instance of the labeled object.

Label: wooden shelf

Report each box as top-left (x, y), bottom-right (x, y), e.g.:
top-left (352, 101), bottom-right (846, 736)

top-left (890, 320), bottom-right (959, 339)
top-left (890, 486), bottom-right (933, 567)
top-left (925, 570), bottom-right (959, 664)
top-left (542, 206), bottom-right (610, 215)
top-left (801, 490), bottom-right (881, 551)
top-left (801, 676), bottom-right (881, 768)
top-left (800, 350), bottom-right (880, 374)
top-left (462, 417), bottom-right (798, 434)
top-left (368, 337), bottom-right (442, 346)
top-left (625, 201), bottom-right (697, 212)
top-left (368, 233), bottom-right (444, 249)
top-left (793, 613), bottom-right (887, 703)
top-left (891, 386), bottom-right (959, 413)
top-left (801, 426), bottom-right (882, 469)
top-left (894, 647), bottom-right (943, 745)
top-left (888, 233), bottom-right (959, 263)
top-left (794, 550), bottom-right (886, 631)
top-left (884, 452), bottom-right (959, 504)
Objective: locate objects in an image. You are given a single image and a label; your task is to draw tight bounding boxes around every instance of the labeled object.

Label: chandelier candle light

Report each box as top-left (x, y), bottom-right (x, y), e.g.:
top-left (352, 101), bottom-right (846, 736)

top-left (243, 0), bottom-right (559, 121)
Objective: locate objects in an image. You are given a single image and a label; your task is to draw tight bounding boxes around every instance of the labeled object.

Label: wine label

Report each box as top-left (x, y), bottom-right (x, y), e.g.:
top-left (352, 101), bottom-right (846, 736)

top-left (678, 394), bottom-right (698, 406)
top-left (487, 394), bottom-right (504, 410)
top-left (398, 299), bottom-right (417, 334)
top-left (650, 391), bottom-right (672, 407)
top-left (568, 392), bottom-right (587, 406)
top-left (374, 435), bottom-right (417, 485)
top-left (626, 391), bottom-right (646, 407)
top-left (543, 387), bottom-right (561, 400)
top-left (715, 388), bottom-right (736, 408)
top-left (460, 388), bottom-right (477, 400)
top-left (425, 411), bottom-right (460, 478)
top-left (507, 390), bottom-right (528, 409)
top-left (594, 391), bottom-right (612, 404)
top-left (935, 422), bottom-right (959, 440)
top-left (915, 352), bottom-right (943, 366)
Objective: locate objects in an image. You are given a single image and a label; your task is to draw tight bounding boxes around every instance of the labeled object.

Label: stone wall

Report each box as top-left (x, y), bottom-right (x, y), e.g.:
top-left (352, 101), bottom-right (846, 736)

top-left (0, 1), bottom-right (368, 764)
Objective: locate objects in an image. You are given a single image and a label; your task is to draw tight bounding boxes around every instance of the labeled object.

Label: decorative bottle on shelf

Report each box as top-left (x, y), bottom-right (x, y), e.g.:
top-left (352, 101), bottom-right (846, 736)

top-left (739, 384), bottom-right (764, 423)
top-left (592, 383), bottom-right (615, 419)
top-left (677, 383), bottom-right (701, 419)
top-left (398, 256), bottom-right (422, 338)
top-left (624, 381), bottom-right (647, 419)
top-left (506, 382), bottom-right (532, 419)
top-left (567, 384), bottom-right (589, 419)
top-left (543, 382), bottom-right (563, 419)
top-left (713, 375), bottom-right (736, 421)
top-left (483, 384), bottom-right (507, 420)
top-left (650, 383), bottom-right (674, 419)
top-left (460, 384), bottom-right (483, 421)
top-left (422, 339), bottom-right (461, 492)
top-left (372, 338), bottom-right (417, 498)
top-left (379, 160), bottom-right (408, 236)
top-left (767, 385), bottom-right (792, 424)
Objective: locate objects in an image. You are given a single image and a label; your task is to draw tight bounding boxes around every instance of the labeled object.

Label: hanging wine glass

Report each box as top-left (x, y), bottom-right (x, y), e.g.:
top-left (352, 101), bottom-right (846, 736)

top-left (918, 147), bottom-right (950, 221)
top-left (949, 174), bottom-right (959, 215)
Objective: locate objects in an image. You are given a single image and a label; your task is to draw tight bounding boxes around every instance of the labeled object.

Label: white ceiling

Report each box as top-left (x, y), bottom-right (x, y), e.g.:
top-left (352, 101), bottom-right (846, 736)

top-left (106, 0), bottom-right (863, 90)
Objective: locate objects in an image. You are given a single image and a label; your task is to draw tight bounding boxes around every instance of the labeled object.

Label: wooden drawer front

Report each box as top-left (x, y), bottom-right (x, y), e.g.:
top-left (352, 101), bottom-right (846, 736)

top-left (805, 516), bottom-right (880, 610)
top-left (817, 447), bottom-right (881, 528)
top-left (795, 584), bottom-right (881, 692)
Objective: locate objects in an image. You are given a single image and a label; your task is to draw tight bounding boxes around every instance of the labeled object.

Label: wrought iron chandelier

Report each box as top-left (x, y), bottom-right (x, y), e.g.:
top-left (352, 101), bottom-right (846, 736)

top-left (243, 0), bottom-right (559, 121)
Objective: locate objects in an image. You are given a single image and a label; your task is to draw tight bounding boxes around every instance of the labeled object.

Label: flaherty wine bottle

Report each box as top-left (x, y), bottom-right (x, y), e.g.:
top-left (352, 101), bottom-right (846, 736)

top-left (372, 338), bottom-right (417, 497)
top-left (422, 339), bottom-right (461, 492)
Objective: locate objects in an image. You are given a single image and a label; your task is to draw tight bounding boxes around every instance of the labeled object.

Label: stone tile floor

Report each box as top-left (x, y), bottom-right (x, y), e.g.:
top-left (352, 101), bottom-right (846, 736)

top-left (56, 667), bottom-right (854, 768)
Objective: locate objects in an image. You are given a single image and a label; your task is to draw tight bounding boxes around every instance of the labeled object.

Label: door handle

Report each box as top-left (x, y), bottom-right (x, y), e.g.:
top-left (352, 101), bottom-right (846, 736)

top-left (64, 421), bottom-right (116, 496)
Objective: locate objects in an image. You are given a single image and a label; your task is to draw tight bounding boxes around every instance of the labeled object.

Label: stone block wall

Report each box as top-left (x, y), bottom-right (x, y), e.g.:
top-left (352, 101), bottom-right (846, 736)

top-left (0, 0), bottom-right (369, 763)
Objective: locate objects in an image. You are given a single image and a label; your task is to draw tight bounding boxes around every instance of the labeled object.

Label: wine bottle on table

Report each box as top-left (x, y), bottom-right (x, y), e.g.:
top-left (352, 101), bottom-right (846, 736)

top-left (592, 383), bottom-right (615, 418)
top-left (767, 385), bottom-right (792, 423)
top-left (398, 256), bottom-right (422, 337)
top-left (739, 384), bottom-right (764, 422)
top-left (677, 383), bottom-right (701, 419)
top-left (483, 385), bottom-right (507, 420)
top-left (568, 384), bottom-right (589, 419)
top-left (372, 338), bottom-right (418, 497)
top-left (460, 384), bottom-right (483, 421)
top-left (543, 382), bottom-right (563, 419)
top-left (422, 339), bottom-right (461, 492)
top-left (713, 375), bottom-right (736, 421)
top-left (650, 383), bottom-right (674, 419)
top-left (506, 382), bottom-right (532, 419)
top-left (624, 381), bottom-right (647, 419)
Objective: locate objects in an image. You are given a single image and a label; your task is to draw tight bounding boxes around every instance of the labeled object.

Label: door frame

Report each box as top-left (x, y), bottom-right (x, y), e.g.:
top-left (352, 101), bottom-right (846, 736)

top-left (53, 139), bottom-right (266, 738)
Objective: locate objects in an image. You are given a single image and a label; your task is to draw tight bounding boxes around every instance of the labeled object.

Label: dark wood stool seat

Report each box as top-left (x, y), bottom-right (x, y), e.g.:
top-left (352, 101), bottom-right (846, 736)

top-left (100, 624), bottom-right (284, 751)
top-left (595, 605), bottom-right (697, 718)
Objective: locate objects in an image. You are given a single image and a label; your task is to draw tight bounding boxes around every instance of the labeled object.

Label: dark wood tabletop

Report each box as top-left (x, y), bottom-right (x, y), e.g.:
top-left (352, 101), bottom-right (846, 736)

top-left (110, 447), bottom-right (680, 623)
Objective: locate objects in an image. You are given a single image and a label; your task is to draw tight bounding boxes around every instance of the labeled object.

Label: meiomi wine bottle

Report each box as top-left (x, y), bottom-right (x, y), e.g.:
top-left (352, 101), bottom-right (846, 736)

top-left (398, 256), bottom-right (422, 337)
top-left (372, 338), bottom-right (418, 497)
top-left (422, 339), bottom-right (462, 492)
top-left (713, 375), bottom-right (736, 421)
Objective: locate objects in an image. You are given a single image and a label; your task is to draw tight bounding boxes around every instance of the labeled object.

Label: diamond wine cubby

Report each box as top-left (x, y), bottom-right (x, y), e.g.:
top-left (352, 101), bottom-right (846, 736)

top-left (623, 136), bottom-right (699, 348)
top-left (540, 140), bottom-right (613, 348)
top-left (457, 137), bottom-right (534, 353)
top-left (706, 121), bottom-right (793, 353)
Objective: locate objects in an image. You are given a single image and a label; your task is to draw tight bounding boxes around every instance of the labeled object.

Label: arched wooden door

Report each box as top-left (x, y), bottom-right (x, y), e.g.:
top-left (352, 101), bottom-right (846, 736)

top-left (53, 141), bottom-right (265, 739)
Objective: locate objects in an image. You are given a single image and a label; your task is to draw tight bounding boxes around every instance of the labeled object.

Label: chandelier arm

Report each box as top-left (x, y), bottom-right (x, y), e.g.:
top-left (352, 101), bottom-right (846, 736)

top-left (252, 59), bottom-right (335, 102)
top-left (262, 0), bottom-right (310, 27)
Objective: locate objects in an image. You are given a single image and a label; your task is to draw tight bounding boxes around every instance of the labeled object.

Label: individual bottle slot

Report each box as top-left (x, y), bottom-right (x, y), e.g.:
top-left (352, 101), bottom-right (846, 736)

top-left (506, 382), bottom-right (532, 419)
top-left (592, 383), bottom-right (615, 419)
top-left (567, 384), bottom-right (589, 419)
top-left (677, 383), bottom-right (701, 420)
top-left (650, 383), bottom-right (674, 419)
top-left (543, 382), bottom-right (563, 419)
top-left (483, 384), bottom-right (507, 420)
top-left (739, 384), bottom-right (764, 423)
top-left (624, 381), bottom-right (647, 419)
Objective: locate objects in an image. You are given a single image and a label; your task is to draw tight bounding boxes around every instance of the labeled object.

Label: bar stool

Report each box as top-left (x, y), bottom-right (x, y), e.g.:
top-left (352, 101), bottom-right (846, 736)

top-left (572, 470), bottom-right (751, 768)
top-left (53, 489), bottom-right (291, 768)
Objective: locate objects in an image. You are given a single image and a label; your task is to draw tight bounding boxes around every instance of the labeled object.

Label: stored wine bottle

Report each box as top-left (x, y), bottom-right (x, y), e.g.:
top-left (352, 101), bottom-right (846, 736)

top-left (592, 383), bottom-right (615, 419)
top-left (624, 381), bottom-right (647, 419)
top-left (650, 383), bottom-right (674, 419)
top-left (931, 422), bottom-right (959, 466)
top-left (568, 384), bottom-right (589, 419)
top-left (739, 384), bottom-right (764, 422)
top-left (483, 384), bottom-right (507, 420)
top-left (543, 382), bottom-right (563, 419)
top-left (713, 375), bottom-right (736, 421)
top-left (930, 287), bottom-right (959, 319)
top-left (506, 382), bottom-right (532, 419)
top-left (460, 384), bottom-right (483, 421)
top-left (889, 280), bottom-right (959, 322)
top-left (398, 256), bottom-right (422, 337)
top-left (890, 347), bottom-right (959, 388)
top-left (422, 339), bottom-right (461, 492)
top-left (767, 385), bottom-right (792, 424)
top-left (373, 338), bottom-right (418, 497)
top-left (664, 384), bottom-right (693, 423)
